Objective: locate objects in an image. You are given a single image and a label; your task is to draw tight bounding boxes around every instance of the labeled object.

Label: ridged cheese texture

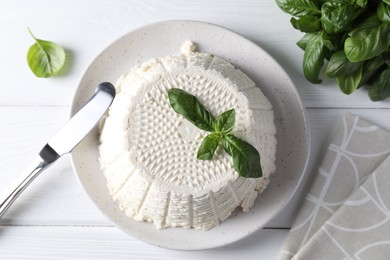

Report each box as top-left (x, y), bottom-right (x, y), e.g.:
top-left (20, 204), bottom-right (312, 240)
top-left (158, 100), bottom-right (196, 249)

top-left (99, 41), bottom-right (277, 230)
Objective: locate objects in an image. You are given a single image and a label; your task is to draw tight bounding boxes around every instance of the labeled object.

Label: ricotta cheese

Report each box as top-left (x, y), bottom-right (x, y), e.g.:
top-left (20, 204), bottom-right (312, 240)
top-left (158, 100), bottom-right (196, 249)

top-left (99, 41), bottom-right (277, 230)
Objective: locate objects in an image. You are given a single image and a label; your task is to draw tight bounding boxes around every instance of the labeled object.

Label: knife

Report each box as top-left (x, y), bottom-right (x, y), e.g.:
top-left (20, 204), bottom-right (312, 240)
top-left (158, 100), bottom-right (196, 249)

top-left (0, 82), bottom-right (115, 219)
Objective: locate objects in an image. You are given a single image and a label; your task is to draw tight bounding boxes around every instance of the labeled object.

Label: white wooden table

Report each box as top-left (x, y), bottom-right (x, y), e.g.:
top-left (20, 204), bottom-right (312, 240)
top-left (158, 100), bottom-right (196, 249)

top-left (1, 1), bottom-right (390, 259)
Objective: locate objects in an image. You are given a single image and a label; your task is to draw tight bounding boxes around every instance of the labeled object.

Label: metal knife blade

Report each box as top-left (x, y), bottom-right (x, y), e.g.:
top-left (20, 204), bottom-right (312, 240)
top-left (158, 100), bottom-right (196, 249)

top-left (40, 82), bottom-right (115, 163)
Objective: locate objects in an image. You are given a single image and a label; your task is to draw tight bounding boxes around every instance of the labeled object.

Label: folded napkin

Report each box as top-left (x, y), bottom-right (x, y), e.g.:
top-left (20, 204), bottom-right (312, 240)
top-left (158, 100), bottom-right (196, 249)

top-left (280, 112), bottom-right (390, 260)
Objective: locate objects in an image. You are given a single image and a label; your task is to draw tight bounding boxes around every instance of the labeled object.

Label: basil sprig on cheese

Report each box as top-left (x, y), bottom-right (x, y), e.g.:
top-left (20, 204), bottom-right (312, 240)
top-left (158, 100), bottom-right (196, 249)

top-left (168, 88), bottom-right (262, 178)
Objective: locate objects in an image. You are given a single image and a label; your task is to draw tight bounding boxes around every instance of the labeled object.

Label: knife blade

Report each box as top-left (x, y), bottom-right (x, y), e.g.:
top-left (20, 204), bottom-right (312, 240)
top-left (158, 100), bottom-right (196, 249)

top-left (40, 82), bottom-right (115, 163)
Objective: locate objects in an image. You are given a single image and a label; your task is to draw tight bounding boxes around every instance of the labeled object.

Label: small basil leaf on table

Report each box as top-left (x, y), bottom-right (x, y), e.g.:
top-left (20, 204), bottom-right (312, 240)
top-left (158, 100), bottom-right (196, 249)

top-left (222, 134), bottom-right (262, 178)
top-left (213, 109), bottom-right (235, 134)
top-left (168, 88), bottom-right (215, 132)
top-left (27, 28), bottom-right (66, 78)
top-left (197, 133), bottom-right (221, 160)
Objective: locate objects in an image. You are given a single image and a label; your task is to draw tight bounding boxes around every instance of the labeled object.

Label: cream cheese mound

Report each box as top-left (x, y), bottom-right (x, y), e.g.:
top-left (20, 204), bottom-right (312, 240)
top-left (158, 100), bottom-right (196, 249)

top-left (99, 42), bottom-right (277, 230)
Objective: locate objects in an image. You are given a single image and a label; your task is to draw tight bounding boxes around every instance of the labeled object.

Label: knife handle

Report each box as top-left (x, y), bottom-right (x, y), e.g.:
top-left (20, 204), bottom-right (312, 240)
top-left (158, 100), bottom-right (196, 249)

top-left (0, 156), bottom-right (49, 219)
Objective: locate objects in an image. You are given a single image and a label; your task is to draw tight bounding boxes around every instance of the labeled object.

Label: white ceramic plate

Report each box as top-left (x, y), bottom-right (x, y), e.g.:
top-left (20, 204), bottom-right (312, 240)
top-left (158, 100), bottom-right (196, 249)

top-left (70, 20), bottom-right (310, 250)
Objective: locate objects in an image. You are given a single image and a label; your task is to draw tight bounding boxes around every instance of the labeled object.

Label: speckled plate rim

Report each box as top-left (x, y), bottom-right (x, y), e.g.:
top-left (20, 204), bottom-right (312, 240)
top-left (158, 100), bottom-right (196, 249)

top-left (69, 20), bottom-right (310, 250)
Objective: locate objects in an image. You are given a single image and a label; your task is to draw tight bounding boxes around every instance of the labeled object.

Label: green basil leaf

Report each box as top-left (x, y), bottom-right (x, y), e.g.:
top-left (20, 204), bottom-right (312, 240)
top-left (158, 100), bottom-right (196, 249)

top-left (326, 51), bottom-right (362, 77)
top-left (168, 88), bottom-right (215, 131)
top-left (337, 64), bottom-right (363, 94)
top-left (368, 68), bottom-right (390, 101)
top-left (297, 33), bottom-right (315, 50)
top-left (213, 109), bottom-right (235, 134)
top-left (276, 0), bottom-right (321, 17)
top-left (321, 32), bottom-right (341, 51)
top-left (222, 134), bottom-right (262, 178)
top-left (290, 16), bottom-right (321, 33)
top-left (298, 31), bottom-right (339, 51)
top-left (303, 32), bottom-right (325, 83)
top-left (27, 28), bottom-right (66, 78)
top-left (197, 133), bottom-right (221, 160)
top-left (344, 16), bottom-right (390, 62)
top-left (321, 1), bottom-right (363, 35)
top-left (358, 54), bottom-right (387, 87)
top-left (384, 0), bottom-right (390, 5)
top-left (378, 0), bottom-right (390, 22)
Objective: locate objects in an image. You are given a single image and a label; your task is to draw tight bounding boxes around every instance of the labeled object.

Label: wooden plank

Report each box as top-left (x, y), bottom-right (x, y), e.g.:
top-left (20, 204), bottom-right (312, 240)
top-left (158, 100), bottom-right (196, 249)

top-left (0, 226), bottom-right (287, 259)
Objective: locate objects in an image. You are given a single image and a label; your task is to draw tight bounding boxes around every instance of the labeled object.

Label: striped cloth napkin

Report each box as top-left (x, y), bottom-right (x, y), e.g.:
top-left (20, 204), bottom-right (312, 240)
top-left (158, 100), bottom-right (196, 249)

top-left (279, 112), bottom-right (390, 260)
